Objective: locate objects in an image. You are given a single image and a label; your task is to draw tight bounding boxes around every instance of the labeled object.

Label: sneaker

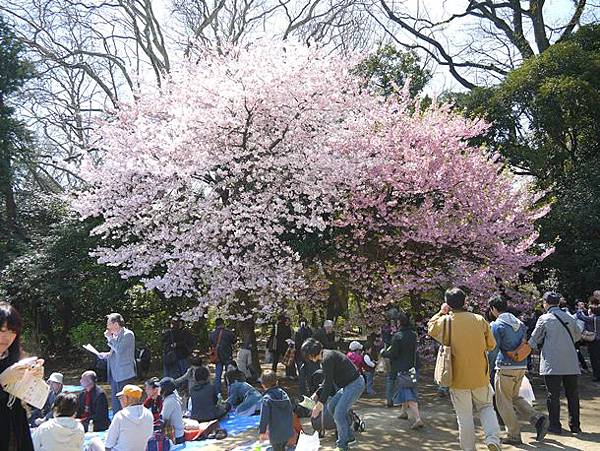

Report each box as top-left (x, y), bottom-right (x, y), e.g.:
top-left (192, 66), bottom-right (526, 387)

top-left (347, 437), bottom-right (357, 446)
top-left (398, 411), bottom-right (409, 420)
top-left (547, 426), bottom-right (562, 435)
top-left (535, 416), bottom-right (548, 441)
top-left (487, 443), bottom-right (502, 451)
top-left (410, 419), bottom-right (425, 430)
top-left (570, 426), bottom-right (582, 434)
top-left (501, 437), bottom-right (523, 446)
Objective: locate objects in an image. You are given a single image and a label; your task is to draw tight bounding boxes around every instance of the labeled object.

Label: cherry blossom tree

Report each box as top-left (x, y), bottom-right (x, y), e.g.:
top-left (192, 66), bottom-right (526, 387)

top-left (73, 43), bottom-right (550, 324)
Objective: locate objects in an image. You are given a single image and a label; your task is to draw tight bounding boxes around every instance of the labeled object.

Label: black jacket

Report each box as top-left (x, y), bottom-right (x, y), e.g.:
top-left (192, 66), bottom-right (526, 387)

top-left (381, 326), bottom-right (417, 373)
top-left (164, 327), bottom-right (195, 360)
top-left (270, 322), bottom-right (292, 354)
top-left (189, 381), bottom-right (227, 422)
top-left (0, 357), bottom-right (34, 451)
top-left (314, 328), bottom-right (337, 350)
top-left (77, 385), bottom-right (110, 432)
top-left (210, 327), bottom-right (236, 363)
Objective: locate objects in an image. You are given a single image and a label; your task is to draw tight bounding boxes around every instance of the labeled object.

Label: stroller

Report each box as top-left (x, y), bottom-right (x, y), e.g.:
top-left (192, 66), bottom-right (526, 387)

top-left (302, 369), bottom-right (366, 438)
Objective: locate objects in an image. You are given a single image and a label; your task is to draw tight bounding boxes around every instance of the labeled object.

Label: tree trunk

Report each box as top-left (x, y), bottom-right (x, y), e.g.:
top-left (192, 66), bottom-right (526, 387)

top-left (0, 93), bottom-right (19, 237)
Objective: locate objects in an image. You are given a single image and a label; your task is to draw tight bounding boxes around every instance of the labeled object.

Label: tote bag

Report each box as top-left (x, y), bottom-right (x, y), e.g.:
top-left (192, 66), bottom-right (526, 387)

top-left (434, 316), bottom-right (453, 387)
top-left (295, 431), bottom-right (320, 451)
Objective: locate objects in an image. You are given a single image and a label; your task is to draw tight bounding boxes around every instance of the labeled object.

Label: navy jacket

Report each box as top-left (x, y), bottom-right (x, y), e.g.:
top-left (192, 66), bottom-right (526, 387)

top-left (190, 381), bottom-right (226, 422)
top-left (258, 387), bottom-right (293, 445)
top-left (210, 327), bottom-right (236, 363)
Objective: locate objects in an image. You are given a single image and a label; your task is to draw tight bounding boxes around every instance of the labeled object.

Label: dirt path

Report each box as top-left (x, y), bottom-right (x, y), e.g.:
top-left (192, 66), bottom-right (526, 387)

top-left (206, 368), bottom-right (600, 451)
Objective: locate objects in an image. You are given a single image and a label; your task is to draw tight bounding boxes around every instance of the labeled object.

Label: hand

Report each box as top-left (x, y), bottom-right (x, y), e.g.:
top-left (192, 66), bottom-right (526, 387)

top-left (34, 418), bottom-right (44, 426)
top-left (440, 303), bottom-right (450, 315)
top-left (98, 352), bottom-right (110, 360)
top-left (310, 393), bottom-right (319, 403)
top-left (311, 404), bottom-right (321, 418)
top-left (104, 329), bottom-right (112, 339)
top-left (259, 433), bottom-right (268, 442)
top-left (0, 359), bottom-right (44, 386)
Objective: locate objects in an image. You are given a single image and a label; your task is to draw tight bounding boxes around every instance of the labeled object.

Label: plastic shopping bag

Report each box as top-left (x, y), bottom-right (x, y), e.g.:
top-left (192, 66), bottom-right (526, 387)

top-left (519, 374), bottom-right (535, 405)
top-left (295, 431), bottom-right (320, 451)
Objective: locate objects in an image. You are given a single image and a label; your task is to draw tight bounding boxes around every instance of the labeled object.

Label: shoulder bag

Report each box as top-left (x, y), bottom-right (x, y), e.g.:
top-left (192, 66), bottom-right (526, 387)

top-left (434, 315), bottom-right (452, 387)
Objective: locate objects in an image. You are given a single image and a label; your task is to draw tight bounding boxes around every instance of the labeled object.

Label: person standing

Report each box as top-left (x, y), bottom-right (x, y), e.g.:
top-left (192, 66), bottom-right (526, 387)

top-left (294, 318), bottom-right (313, 396)
top-left (210, 318), bottom-right (236, 395)
top-left (529, 291), bottom-right (582, 434)
top-left (98, 313), bottom-right (136, 414)
top-left (236, 329), bottom-right (255, 382)
top-left (488, 295), bottom-right (548, 444)
top-left (428, 288), bottom-right (501, 451)
top-left (577, 298), bottom-right (600, 382)
top-left (302, 338), bottom-right (365, 451)
top-left (32, 393), bottom-right (85, 451)
top-left (313, 320), bottom-right (337, 350)
top-left (269, 314), bottom-right (292, 375)
top-left (0, 301), bottom-right (43, 451)
top-left (77, 370), bottom-right (110, 432)
top-left (162, 318), bottom-right (194, 379)
top-left (382, 311), bottom-right (424, 429)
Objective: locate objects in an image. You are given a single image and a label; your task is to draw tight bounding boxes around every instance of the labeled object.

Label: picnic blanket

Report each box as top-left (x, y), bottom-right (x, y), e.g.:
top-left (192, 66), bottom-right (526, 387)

top-left (84, 413), bottom-right (260, 449)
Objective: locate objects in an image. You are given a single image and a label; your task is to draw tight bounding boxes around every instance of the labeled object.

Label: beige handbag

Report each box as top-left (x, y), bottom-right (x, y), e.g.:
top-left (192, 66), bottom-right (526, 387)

top-left (434, 316), bottom-right (453, 387)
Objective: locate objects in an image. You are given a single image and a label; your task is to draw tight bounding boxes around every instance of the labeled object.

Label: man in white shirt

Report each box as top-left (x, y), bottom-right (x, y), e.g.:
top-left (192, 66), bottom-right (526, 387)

top-left (104, 385), bottom-right (154, 451)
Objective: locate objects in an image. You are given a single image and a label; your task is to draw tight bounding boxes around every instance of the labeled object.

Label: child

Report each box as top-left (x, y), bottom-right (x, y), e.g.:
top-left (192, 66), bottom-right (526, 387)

top-left (224, 369), bottom-right (262, 416)
top-left (143, 377), bottom-right (163, 423)
top-left (346, 341), bottom-right (365, 372)
top-left (258, 370), bottom-right (293, 451)
top-left (363, 344), bottom-right (377, 395)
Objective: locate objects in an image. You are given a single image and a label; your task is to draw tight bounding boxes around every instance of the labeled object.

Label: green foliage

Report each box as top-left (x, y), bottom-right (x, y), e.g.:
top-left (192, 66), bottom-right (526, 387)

top-left (353, 44), bottom-right (432, 98)
top-left (449, 24), bottom-right (600, 300)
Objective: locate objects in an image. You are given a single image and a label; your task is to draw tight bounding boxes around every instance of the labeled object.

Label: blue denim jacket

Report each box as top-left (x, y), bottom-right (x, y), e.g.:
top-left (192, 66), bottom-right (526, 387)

top-left (491, 313), bottom-right (527, 369)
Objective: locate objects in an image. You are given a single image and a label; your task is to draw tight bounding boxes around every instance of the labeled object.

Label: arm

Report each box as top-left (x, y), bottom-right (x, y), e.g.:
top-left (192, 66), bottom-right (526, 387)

top-left (318, 356), bottom-right (335, 403)
top-left (484, 322), bottom-right (497, 352)
top-left (175, 368), bottom-right (191, 388)
top-left (31, 426), bottom-right (42, 451)
top-left (381, 333), bottom-right (401, 359)
top-left (104, 415), bottom-right (119, 449)
top-left (427, 311), bottom-right (446, 343)
top-left (576, 311), bottom-right (592, 324)
top-left (95, 391), bottom-right (109, 423)
top-left (528, 317), bottom-right (546, 351)
top-left (258, 398), bottom-right (270, 434)
top-left (364, 354), bottom-right (376, 368)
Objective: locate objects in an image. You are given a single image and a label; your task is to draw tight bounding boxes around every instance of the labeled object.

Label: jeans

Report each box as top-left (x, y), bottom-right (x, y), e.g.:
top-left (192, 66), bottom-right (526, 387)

top-left (271, 442), bottom-right (287, 451)
top-left (327, 375), bottom-right (365, 451)
top-left (110, 377), bottom-right (134, 414)
top-left (449, 384), bottom-right (500, 451)
top-left (494, 368), bottom-right (542, 439)
top-left (215, 361), bottom-right (224, 395)
top-left (364, 371), bottom-right (375, 395)
top-left (235, 390), bottom-right (262, 416)
top-left (385, 371), bottom-right (397, 404)
top-left (544, 374), bottom-right (579, 431)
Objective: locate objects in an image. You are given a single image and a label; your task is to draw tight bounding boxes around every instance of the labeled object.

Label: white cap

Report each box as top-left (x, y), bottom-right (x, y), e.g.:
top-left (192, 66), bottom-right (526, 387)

top-left (324, 320), bottom-right (334, 328)
top-left (48, 372), bottom-right (64, 385)
top-left (349, 341), bottom-right (363, 351)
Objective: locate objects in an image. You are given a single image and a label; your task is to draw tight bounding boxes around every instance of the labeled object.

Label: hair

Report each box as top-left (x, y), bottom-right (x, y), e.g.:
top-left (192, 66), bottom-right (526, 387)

top-left (397, 310), bottom-right (410, 327)
top-left (81, 370), bottom-right (97, 383)
top-left (194, 366), bottom-right (210, 383)
top-left (145, 377), bottom-right (160, 388)
top-left (54, 393), bottom-right (78, 417)
top-left (543, 291), bottom-right (561, 306)
top-left (260, 370), bottom-right (278, 388)
top-left (106, 313), bottom-right (124, 326)
top-left (0, 301), bottom-right (23, 364)
top-left (445, 288), bottom-right (466, 309)
top-left (301, 337), bottom-right (323, 358)
top-left (224, 369), bottom-right (246, 385)
top-left (215, 318), bottom-right (224, 327)
top-left (299, 317), bottom-right (308, 326)
top-left (189, 354), bottom-right (203, 367)
top-left (488, 294), bottom-right (508, 313)
top-left (589, 296), bottom-right (600, 307)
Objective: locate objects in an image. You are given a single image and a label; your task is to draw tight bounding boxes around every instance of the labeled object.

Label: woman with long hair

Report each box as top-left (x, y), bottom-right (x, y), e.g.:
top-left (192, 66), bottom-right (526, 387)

top-left (0, 301), bottom-right (44, 451)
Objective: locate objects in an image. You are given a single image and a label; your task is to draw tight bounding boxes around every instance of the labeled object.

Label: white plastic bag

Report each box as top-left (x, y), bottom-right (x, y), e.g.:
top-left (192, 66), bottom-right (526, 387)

top-left (519, 374), bottom-right (535, 405)
top-left (295, 431), bottom-right (320, 451)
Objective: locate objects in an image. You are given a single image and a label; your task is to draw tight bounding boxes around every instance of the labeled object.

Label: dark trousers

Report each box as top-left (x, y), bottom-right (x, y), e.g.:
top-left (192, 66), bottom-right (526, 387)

top-left (544, 374), bottom-right (580, 431)
top-left (589, 340), bottom-right (600, 380)
top-left (271, 442), bottom-right (287, 451)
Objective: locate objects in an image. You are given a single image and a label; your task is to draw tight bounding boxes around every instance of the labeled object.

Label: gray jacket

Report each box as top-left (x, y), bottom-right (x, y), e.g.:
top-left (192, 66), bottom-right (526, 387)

top-left (107, 327), bottom-right (137, 382)
top-left (528, 306), bottom-right (582, 376)
top-left (161, 393), bottom-right (184, 439)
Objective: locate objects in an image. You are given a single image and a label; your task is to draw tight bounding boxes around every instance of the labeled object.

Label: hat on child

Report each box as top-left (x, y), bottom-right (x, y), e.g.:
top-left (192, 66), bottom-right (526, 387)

top-left (116, 384), bottom-right (143, 399)
top-left (349, 341), bottom-right (363, 351)
top-left (47, 373), bottom-right (64, 384)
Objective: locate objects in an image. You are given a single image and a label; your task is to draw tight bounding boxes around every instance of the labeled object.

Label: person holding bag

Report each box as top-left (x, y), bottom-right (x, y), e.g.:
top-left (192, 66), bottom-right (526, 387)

top-left (428, 288), bottom-right (500, 451)
top-left (488, 295), bottom-right (548, 445)
top-left (0, 301), bottom-right (44, 451)
top-left (381, 311), bottom-right (423, 430)
top-left (529, 291), bottom-right (582, 434)
top-left (209, 318), bottom-right (236, 395)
